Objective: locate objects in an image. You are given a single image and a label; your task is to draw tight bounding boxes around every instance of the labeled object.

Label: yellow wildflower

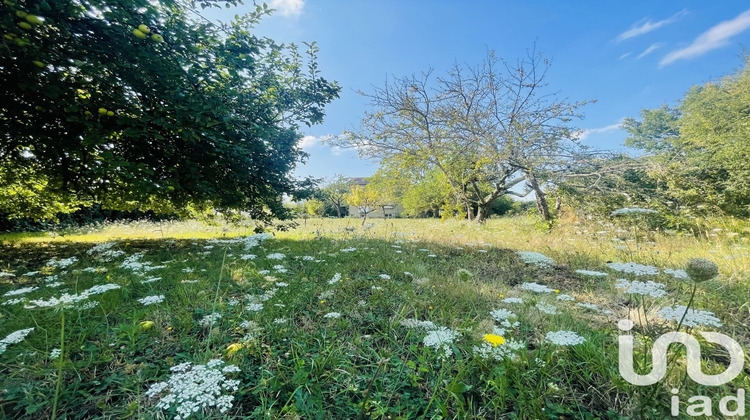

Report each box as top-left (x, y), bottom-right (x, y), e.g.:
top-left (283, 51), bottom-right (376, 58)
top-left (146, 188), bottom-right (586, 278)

top-left (225, 343), bottom-right (244, 356)
top-left (483, 334), bottom-right (506, 347)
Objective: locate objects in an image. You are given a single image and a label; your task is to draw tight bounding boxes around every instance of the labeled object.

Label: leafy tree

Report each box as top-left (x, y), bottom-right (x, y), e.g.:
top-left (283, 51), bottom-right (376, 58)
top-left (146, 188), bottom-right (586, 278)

top-left (304, 198), bottom-right (325, 218)
top-left (0, 0), bottom-right (339, 222)
top-left (622, 59), bottom-right (750, 217)
top-left (345, 184), bottom-right (377, 225)
top-left (319, 174), bottom-right (350, 218)
top-left (330, 49), bottom-right (588, 222)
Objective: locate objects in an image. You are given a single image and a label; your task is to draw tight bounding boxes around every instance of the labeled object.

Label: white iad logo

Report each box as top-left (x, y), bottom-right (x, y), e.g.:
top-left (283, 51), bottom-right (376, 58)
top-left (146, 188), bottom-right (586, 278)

top-left (617, 319), bottom-right (745, 386)
top-left (617, 319), bottom-right (747, 417)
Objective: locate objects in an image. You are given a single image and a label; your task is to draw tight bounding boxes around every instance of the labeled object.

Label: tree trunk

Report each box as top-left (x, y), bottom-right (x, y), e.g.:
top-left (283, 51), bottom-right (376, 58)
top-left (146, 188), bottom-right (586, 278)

top-left (475, 204), bottom-right (488, 223)
top-left (466, 203), bottom-right (474, 221)
top-left (335, 205), bottom-right (341, 218)
top-left (527, 171), bottom-right (551, 221)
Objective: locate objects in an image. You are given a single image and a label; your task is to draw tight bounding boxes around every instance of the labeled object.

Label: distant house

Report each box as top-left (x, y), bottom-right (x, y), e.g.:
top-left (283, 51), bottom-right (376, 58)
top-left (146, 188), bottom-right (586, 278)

top-left (347, 177), bottom-right (404, 218)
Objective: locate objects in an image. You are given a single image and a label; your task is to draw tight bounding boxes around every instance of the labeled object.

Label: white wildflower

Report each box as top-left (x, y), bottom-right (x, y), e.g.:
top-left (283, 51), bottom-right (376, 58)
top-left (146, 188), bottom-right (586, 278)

top-left (664, 268), bottom-right (689, 280)
top-left (658, 305), bottom-right (722, 328)
top-left (199, 313), bottom-right (222, 327)
top-left (138, 295), bottom-right (165, 305)
top-left (490, 308), bottom-right (517, 322)
top-left (245, 303), bottom-right (263, 312)
top-left (607, 262), bottom-right (659, 276)
top-left (323, 312), bottom-right (341, 319)
top-left (145, 359), bottom-right (240, 420)
top-left (575, 270), bottom-right (609, 277)
top-left (49, 348), bottom-right (61, 359)
top-left (502, 297), bottom-right (524, 304)
top-left (520, 282), bottom-right (555, 293)
top-left (536, 303), bottom-right (558, 315)
top-left (141, 277), bottom-right (162, 284)
top-left (3, 287), bottom-right (39, 297)
top-left (516, 251), bottom-right (554, 266)
top-left (328, 273), bottom-right (342, 285)
top-left (473, 339), bottom-right (525, 361)
top-left (615, 279), bottom-right (667, 298)
top-left (545, 330), bottom-right (586, 346)
top-left (611, 207), bottom-right (658, 216)
top-left (556, 294), bottom-right (575, 302)
top-left (423, 327), bottom-right (460, 359)
top-left (400, 318), bottom-right (437, 330)
top-left (379, 274), bottom-right (391, 280)
top-left (0, 328), bottom-right (34, 355)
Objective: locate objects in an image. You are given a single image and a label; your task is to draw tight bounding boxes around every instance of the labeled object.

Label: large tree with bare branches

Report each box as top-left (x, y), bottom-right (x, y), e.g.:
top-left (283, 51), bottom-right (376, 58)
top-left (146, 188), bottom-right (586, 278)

top-left (330, 49), bottom-right (589, 222)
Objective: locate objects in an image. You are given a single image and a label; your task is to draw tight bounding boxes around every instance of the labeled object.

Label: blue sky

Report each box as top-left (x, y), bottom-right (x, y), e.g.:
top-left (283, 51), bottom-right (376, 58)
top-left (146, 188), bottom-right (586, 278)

top-left (206, 1), bottom-right (750, 182)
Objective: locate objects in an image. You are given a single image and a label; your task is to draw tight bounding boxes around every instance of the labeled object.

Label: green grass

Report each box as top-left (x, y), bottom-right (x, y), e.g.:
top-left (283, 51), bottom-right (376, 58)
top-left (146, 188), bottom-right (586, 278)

top-left (0, 216), bottom-right (748, 419)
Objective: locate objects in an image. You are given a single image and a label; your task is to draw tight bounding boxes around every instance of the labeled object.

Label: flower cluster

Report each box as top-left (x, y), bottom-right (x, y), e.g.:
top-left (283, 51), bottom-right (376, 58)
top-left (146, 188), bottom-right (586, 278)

top-left (323, 312), bottom-right (341, 319)
top-left (423, 327), bottom-right (460, 359)
top-left (328, 273), bottom-right (342, 285)
top-left (489, 308), bottom-right (516, 322)
top-left (520, 282), bottom-right (555, 293)
top-left (266, 253), bottom-right (285, 260)
top-left (502, 297), bottom-right (524, 304)
top-left (545, 330), bottom-right (586, 346)
top-left (575, 269), bottom-right (608, 277)
top-left (536, 303), bottom-right (558, 315)
top-left (685, 258), bottom-right (719, 283)
top-left (199, 313), bottom-right (222, 327)
top-left (615, 279), bottom-right (667, 298)
top-left (47, 257), bottom-right (78, 269)
top-left (3, 286), bottom-right (39, 297)
top-left (607, 262), bottom-right (659, 276)
top-left (610, 207), bottom-right (658, 216)
top-left (400, 318), bottom-right (437, 330)
top-left (138, 295), bottom-right (166, 305)
top-left (25, 283), bottom-right (121, 308)
top-left (516, 251), bottom-right (554, 266)
top-left (0, 327), bottom-right (34, 355)
top-left (145, 359), bottom-right (241, 420)
top-left (473, 338), bottom-right (525, 361)
top-left (658, 305), bottom-right (722, 328)
top-left (663, 268), bottom-right (689, 280)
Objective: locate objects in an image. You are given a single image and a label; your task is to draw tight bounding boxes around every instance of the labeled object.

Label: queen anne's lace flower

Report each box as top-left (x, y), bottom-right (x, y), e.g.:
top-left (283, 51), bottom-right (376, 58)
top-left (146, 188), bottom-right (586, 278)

top-left (516, 251), bottom-right (554, 266)
top-left (658, 305), bottom-right (722, 328)
top-left (615, 279), bottom-right (667, 298)
top-left (145, 359), bottom-right (241, 420)
top-left (328, 273), bottom-right (342, 284)
top-left (3, 287), bottom-right (39, 297)
top-left (400, 318), bottom-right (437, 330)
top-left (611, 207), bottom-right (658, 216)
top-left (607, 262), bottom-right (659, 276)
top-left (266, 253), bottom-right (285, 260)
top-left (575, 270), bottom-right (609, 277)
top-left (663, 268), bottom-right (689, 280)
top-left (423, 327), bottom-right (460, 359)
top-left (473, 339), bottom-right (525, 361)
top-left (323, 312), bottom-right (341, 319)
top-left (536, 303), bottom-right (558, 315)
top-left (502, 297), bottom-right (524, 304)
top-left (138, 295), bottom-right (165, 305)
top-left (520, 282), bottom-right (555, 293)
top-left (199, 313), bottom-right (222, 327)
top-left (490, 308), bottom-right (517, 322)
top-left (545, 330), bottom-right (586, 346)
top-left (0, 328), bottom-right (34, 355)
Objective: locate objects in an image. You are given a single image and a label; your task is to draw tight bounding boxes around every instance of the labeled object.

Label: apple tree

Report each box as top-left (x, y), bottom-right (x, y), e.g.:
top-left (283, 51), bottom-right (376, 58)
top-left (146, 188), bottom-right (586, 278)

top-left (0, 0), bottom-right (339, 221)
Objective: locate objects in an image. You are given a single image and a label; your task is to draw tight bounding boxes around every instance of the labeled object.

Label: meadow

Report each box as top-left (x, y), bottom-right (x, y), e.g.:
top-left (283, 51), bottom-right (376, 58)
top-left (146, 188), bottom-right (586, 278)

top-left (0, 215), bottom-right (748, 419)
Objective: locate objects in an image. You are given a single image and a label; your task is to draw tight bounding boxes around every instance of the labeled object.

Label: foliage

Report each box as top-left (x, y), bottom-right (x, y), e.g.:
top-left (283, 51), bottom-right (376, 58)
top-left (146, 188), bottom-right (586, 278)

top-left (318, 174), bottom-right (350, 218)
top-left (330, 48), bottom-right (589, 222)
top-left (0, 0), bottom-right (339, 221)
top-left (303, 198), bottom-right (325, 218)
top-left (344, 184), bottom-right (377, 223)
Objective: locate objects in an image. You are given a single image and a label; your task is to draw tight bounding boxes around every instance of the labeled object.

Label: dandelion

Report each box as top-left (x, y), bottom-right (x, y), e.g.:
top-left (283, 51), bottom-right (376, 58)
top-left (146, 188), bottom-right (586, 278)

top-left (658, 305), bottom-right (722, 328)
top-left (545, 330), bottom-right (586, 346)
top-left (483, 334), bottom-right (505, 347)
top-left (137, 295), bottom-right (165, 306)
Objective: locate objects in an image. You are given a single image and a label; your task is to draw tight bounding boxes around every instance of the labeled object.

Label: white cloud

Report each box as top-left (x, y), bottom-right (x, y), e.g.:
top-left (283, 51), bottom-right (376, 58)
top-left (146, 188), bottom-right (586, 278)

top-left (619, 52), bottom-right (632, 60)
top-left (637, 43), bottom-right (663, 59)
top-left (299, 135), bottom-right (318, 149)
top-left (268, 0), bottom-right (304, 17)
top-left (660, 9), bottom-right (750, 67)
top-left (616, 10), bottom-right (688, 42)
top-left (575, 119), bottom-right (624, 141)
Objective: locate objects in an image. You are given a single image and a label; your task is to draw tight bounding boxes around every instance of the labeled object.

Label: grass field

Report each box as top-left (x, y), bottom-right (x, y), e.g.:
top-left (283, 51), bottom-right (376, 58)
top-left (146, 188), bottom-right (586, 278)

top-left (0, 216), bottom-right (748, 419)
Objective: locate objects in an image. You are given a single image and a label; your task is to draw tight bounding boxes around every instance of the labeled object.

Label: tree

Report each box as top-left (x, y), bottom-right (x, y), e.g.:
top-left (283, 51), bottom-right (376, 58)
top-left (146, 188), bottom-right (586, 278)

top-left (304, 198), bottom-right (325, 218)
top-left (621, 59), bottom-right (750, 217)
top-left (345, 184), bottom-right (377, 225)
top-left (329, 49), bottom-right (588, 222)
top-left (0, 1), bottom-right (340, 221)
top-left (319, 174), bottom-right (350, 218)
